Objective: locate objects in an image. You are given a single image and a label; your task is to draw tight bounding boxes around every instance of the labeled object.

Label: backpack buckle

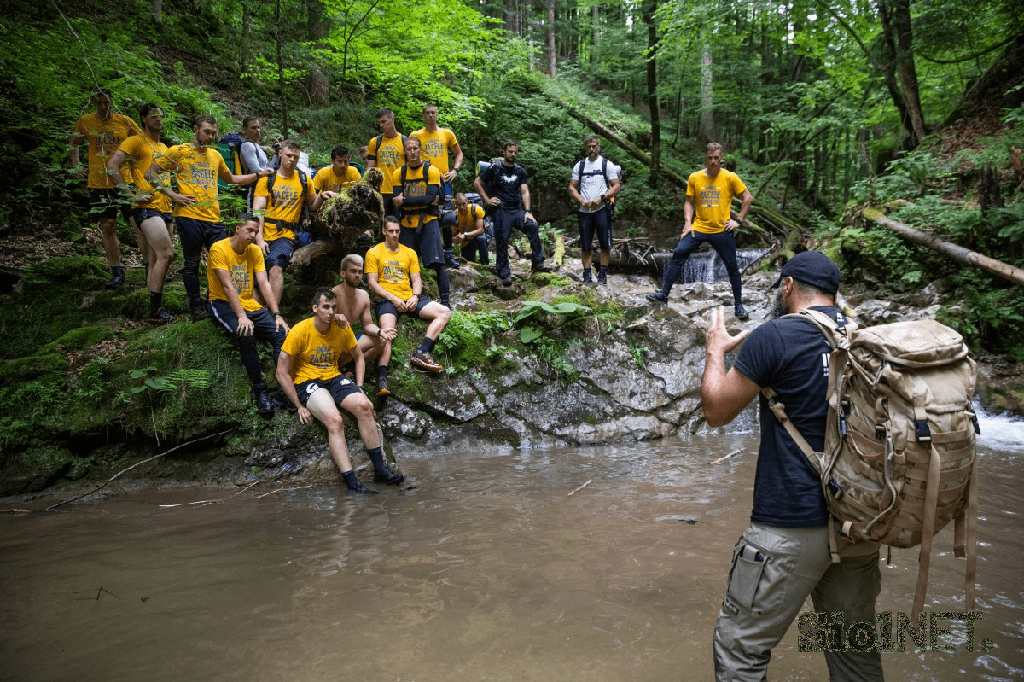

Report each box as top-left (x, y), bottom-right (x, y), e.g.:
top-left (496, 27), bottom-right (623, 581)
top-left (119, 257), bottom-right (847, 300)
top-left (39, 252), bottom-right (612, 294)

top-left (839, 413), bottom-right (848, 436)
top-left (827, 477), bottom-right (844, 500)
top-left (969, 411), bottom-right (981, 435)
top-left (915, 419), bottom-right (932, 443)
top-left (875, 423), bottom-right (886, 440)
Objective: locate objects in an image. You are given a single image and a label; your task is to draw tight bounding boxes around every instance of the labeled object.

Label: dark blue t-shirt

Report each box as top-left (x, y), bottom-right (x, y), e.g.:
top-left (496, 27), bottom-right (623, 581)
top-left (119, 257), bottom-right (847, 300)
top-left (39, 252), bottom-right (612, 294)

top-left (732, 307), bottom-right (846, 528)
top-left (479, 162), bottom-right (528, 209)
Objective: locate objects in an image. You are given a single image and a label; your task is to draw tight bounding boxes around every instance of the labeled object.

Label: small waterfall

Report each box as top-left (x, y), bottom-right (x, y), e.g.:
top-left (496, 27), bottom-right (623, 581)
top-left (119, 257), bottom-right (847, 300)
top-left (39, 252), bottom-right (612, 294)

top-left (675, 245), bottom-right (770, 284)
top-left (975, 400), bottom-right (1024, 453)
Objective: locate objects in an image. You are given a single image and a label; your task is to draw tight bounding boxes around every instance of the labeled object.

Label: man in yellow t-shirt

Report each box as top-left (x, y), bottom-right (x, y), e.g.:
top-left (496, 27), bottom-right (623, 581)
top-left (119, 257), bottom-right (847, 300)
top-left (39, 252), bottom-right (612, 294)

top-left (366, 107), bottom-right (406, 218)
top-left (452, 193), bottom-right (490, 265)
top-left (252, 140), bottom-right (324, 305)
top-left (411, 104), bottom-right (466, 269)
top-left (148, 114), bottom-right (272, 320)
top-left (312, 145), bottom-right (361, 195)
top-left (647, 142), bottom-right (754, 319)
top-left (276, 287), bottom-right (404, 493)
top-left (69, 87), bottom-right (142, 288)
top-left (207, 213), bottom-right (288, 416)
top-left (364, 217), bottom-right (452, 396)
top-left (105, 103), bottom-right (175, 325)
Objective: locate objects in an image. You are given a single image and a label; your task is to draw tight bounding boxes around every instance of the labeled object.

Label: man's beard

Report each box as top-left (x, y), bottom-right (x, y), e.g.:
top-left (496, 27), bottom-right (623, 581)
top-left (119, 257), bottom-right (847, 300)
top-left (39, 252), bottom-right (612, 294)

top-left (771, 287), bottom-right (789, 319)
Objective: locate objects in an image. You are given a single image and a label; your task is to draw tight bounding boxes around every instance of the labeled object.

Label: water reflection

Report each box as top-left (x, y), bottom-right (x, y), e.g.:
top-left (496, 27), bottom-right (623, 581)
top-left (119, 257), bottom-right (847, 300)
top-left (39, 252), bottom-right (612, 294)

top-left (2, 435), bottom-right (1021, 681)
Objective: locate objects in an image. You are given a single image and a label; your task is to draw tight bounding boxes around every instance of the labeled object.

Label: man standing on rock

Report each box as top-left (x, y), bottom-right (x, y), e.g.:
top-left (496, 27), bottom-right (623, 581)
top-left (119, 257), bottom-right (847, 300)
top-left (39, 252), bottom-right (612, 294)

top-left (207, 213), bottom-right (289, 417)
top-left (474, 140), bottom-right (552, 287)
top-left (701, 251), bottom-right (883, 682)
top-left (366, 107), bottom-right (406, 218)
top-left (147, 114), bottom-right (272, 320)
top-left (569, 135), bottom-right (620, 285)
top-left (276, 287), bottom-right (404, 493)
top-left (647, 142), bottom-right (752, 319)
top-left (330, 253), bottom-right (395, 370)
top-left (411, 104), bottom-right (465, 269)
top-left (69, 87), bottom-right (142, 289)
top-left (365, 217), bottom-right (451, 396)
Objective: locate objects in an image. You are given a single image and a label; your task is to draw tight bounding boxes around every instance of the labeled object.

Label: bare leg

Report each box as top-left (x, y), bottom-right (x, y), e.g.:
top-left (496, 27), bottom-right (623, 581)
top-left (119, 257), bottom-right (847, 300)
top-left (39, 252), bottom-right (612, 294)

top-left (98, 217), bottom-right (121, 267)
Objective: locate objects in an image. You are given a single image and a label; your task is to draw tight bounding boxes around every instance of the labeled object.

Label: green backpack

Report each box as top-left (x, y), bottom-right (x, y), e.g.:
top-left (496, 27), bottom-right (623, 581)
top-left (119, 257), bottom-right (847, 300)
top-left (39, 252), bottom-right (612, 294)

top-left (764, 312), bottom-right (979, 621)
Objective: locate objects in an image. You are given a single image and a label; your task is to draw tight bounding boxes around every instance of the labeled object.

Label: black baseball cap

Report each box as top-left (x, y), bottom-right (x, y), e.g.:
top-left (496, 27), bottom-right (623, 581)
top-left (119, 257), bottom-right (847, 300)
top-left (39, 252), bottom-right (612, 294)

top-left (771, 251), bottom-right (841, 294)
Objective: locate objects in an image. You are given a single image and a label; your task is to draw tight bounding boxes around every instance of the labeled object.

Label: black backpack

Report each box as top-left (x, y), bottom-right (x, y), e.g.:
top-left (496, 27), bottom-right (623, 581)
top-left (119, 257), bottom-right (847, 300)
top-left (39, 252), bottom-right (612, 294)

top-left (574, 156), bottom-right (619, 215)
top-left (398, 160), bottom-right (439, 217)
top-left (265, 168), bottom-right (310, 224)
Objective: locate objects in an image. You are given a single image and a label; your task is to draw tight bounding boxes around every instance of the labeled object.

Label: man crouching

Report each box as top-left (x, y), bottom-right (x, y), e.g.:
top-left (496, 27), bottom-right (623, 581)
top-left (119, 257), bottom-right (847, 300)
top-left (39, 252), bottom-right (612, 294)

top-left (276, 287), bottom-right (405, 493)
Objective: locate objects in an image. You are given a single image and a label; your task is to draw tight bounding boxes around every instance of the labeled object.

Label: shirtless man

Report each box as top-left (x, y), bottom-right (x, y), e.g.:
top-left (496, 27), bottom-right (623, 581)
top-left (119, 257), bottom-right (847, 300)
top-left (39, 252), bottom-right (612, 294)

top-left (330, 253), bottom-right (396, 369)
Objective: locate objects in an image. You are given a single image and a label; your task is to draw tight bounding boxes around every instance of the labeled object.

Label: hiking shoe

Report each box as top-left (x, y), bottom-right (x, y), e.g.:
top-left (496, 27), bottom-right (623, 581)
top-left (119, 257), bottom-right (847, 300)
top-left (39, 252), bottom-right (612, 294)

top-left (445, 254), bottom-right (461, 269)
top-left (191, 303), bottom-right (210, 322)
top-left (597, 269), bottom-right (608, 285)
top-left (146, 309), bottom-right (174, 326)
top-left (374, 465), bottom-right (405, 486)
top-left (735, 303), bottom-right (749, 320)
top-left (346, 478), bottom-right (376, 494)
top-left (501, 277), bottom-right (513, 287)
top-left (646, 291), bottom-right (668, 303)
top-left (531, 262), bottom-right (553, 273)
top-left (377, 376), bottom-right (391, 397)
top-left (255, 385), bottom-right (274, 417)
top-left (106, 266), bottom-right (126, 289)
top-left (410, 350), bottom-right (443, 373)
top-left (582, 270), bottom-right (593, 284)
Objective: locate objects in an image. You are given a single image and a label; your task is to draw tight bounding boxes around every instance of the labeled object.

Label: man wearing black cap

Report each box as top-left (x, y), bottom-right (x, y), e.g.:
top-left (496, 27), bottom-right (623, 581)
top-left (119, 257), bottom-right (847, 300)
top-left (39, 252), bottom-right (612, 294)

top-left (700, 251), bottom-right (883, 682)
top-left (647, 143), bottom-right (752, 319)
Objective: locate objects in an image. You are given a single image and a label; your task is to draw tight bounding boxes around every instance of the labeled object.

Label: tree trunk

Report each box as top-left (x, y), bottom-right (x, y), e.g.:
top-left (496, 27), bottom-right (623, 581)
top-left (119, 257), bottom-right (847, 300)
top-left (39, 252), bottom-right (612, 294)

top-left (876, 0), bottom-right (926, 146)
top-left (306, 0), bottom-right (330, 107)
top-left (546, 0), bottom-right (556, 76)
top-left (275, 0), bottom-right (289, 139)
top-left (240, 4), bottom-right (251, 73)
top-left (643, 0), bottom-right (660, 188)
top-left (152, 0), bottom-right (162, 24)
top-left (699, 40), bottom-right (714, 142)
top-left (862, 208), bottom-right (1024, 286)
top-left (591, 4), bottom-right (599, 63)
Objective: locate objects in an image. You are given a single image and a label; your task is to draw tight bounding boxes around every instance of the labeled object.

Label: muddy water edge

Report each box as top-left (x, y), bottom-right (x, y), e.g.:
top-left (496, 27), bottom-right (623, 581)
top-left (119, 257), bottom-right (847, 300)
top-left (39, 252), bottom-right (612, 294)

top-left (2, 428), bottom-right (1022, 682)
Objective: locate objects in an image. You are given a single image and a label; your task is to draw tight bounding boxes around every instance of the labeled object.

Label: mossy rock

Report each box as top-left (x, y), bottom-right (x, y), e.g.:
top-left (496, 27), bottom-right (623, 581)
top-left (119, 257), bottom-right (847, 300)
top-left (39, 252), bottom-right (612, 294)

top-left (0, 443), bottom-right (87, 495)
top-left (42, 325), bottom-right (113, 354)
top-left (0, 353), bottom-right (69, 382)
top-left (21, 256), bottom-right (108, 287)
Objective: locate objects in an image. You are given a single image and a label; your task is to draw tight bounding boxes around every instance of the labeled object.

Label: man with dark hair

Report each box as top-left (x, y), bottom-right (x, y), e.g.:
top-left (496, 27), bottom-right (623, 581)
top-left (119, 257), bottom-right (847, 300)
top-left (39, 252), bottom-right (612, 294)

top-left (366, 107), bottom-right (406, 218)
top-left (411, 104), bottom-right (465, 269)
top-left (365, 217), bottom-right (452, 396)
top-left (331, 254), bottom-right (395, 368)
top-left (105, 103), bottom-right (175, 324)
top-left (253, 139), bottom-right (324, 306)
top-left (207, 214), bottom-right (289, 416)
top-left (239, 117), bottom-right (273, 210)
top-left (313, 145), bottom-right (361, 196)
top-left (569, 135), bottom-right (620, 285)
top-left (647, 142), bottom-right (753, 319)
top-left (147, 114), bottom-right (273, 320)
top-left (276, 287), bottom-right (404, 493)
top-left (392, 136), bottom-right (452, 308)
top-left (474, 140), bottom-right (552, 287)
top-left (69, 87), bottom-right (142, 288)
top-left (701, 251), bottom-right (883, 682)
top-left (452, 193), bottom-right (489, 265)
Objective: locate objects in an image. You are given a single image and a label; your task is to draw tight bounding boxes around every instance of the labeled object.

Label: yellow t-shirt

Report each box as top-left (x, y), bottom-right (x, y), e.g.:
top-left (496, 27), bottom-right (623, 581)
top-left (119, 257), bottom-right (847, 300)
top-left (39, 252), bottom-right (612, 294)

top-left (73, 113), bottom-right (141, 189)
top-left (391, 163), bottom-right (442, 229)
top-left (364, 241), bottom-right (419, 301)
top-left (367, 133), bottom-right (406, 197)
top-left (281, 317), bottom-right (358, 384)
top-left (207, 238), bottom-right (265, 312)
top-left (687, 168), bottom-right (747, 235)
top-left (312, 165), bottom-right (361, 194)
top-left (155, 144), bottom-right (230, 223)
top-left (455, 204), bottom-right (485, 233)
top-left (410, 128), bottom-right (458, 175)
top-left (255, 171), bottom-right (306, 241)
top-left (117, 135), bottom-right (172, 214)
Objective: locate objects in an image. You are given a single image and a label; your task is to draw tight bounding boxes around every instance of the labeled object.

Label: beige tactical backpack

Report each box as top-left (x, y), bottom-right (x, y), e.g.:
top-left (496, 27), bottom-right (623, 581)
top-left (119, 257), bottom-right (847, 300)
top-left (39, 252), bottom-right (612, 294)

top-left (763, 311), bottom-right (979, 620)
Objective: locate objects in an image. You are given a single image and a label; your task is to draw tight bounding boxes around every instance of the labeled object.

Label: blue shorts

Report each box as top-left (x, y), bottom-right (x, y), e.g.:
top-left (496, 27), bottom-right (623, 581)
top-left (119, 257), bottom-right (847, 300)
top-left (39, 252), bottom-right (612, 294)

top-left (89, 188), bottom-right (132, 222)
top-left (265, 237), bottom-right (295, 271)
top-left (133, 207), bottom-right (172, 225)
top-left (398, 218), bottom-right (444, 268)
top-left (374, 296), bottom-right (432, 321)
top-left (295, 375), bottom-right (361, 406)
top-left (578, 206), bottom-right (612, 252)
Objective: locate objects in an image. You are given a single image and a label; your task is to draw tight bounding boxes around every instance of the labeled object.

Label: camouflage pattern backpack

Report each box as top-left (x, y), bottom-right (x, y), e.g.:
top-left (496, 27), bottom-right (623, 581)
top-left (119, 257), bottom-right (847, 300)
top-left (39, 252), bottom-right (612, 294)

top-left (763, 311), bottom-right (979, 620)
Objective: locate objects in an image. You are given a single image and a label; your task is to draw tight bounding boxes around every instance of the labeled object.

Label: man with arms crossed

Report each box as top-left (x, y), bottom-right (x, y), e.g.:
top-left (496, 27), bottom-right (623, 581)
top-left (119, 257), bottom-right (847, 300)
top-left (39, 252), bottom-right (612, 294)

top-left (701, 251), bottom-right (882, 682)
top-left (647, 142), bottom-right (752, 319)
top-left (252, 140), bottom-right (324, 306)
top-left (569, 135), bottom-right (620, 285)
top-left (330, 254), bottom-right (395, 369)
top-left (147, 114), bottom-right (272, 320)
top-left (474, 140), bottom-right (552, 287)
top-left (207, 214), bottom-right (289, 416)
top-left (365, 217), bottom-right (452, 396)
top-left (276, 287), bottom-right (404, 493)
top-left (411, 104), bottom-right (465, 269)
top-left (106, 102), bottom-right (175, 324)
top-left (69, 86), bottom-right (142, 288)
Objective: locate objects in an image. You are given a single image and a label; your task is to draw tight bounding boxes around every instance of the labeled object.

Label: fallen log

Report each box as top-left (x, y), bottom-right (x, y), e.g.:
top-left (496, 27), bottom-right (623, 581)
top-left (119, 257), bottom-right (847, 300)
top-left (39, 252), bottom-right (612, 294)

top-left (862, 207), bottom-right (1024, 286)
top-left (289, 239), bottom-right (338, 272)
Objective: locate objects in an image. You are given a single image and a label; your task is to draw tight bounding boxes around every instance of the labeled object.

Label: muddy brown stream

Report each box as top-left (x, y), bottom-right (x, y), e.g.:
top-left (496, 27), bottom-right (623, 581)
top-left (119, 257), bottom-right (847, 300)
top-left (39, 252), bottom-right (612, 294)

top-left (3, 423), bottom-right (1023, 681)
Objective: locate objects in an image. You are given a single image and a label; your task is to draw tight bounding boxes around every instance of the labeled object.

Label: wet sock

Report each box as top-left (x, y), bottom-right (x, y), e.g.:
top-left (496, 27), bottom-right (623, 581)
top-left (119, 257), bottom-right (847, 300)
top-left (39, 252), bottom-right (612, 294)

top-left (366, 446), bottom-right (385, 471)
top-left (149, 291), bottom-right (163, 316)
top-left (418, 337), bottom-right (436, 354)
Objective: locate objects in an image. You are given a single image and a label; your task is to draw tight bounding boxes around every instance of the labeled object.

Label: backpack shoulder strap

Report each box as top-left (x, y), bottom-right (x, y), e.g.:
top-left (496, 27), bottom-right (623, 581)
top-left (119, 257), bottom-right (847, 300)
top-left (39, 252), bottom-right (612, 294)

top-left (266, 171), bottom-right (277, 206)
top-left (601, 157), bottom-right (609, 185)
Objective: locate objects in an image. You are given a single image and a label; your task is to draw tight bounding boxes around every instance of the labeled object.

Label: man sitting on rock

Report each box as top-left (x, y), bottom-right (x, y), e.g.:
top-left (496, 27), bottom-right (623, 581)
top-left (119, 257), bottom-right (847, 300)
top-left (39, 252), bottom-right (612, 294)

top-left (276, 287), bottom-right (404, 493)
top-left (364, 216), bottom-right (452, 396)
